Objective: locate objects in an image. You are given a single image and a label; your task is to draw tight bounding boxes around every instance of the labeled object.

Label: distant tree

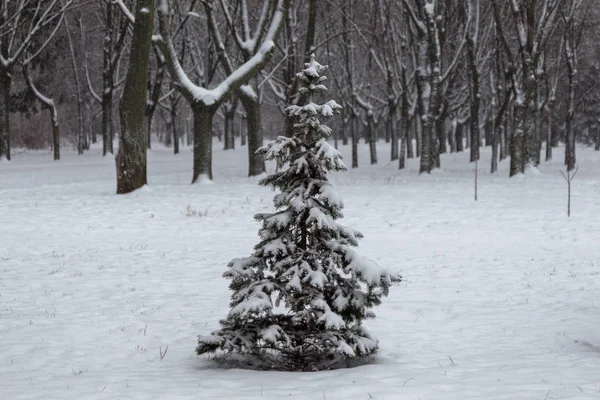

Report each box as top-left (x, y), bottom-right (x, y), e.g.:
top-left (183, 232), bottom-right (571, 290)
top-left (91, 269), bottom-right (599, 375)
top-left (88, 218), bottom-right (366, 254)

top-left (157, 0), bottom-right (290, 183)
top-left (196, 56), bottom-right (400, 371)
top-left (0, 0), bottom-right (72, 160)
top-left (22, 64), bottom-right (60, 160)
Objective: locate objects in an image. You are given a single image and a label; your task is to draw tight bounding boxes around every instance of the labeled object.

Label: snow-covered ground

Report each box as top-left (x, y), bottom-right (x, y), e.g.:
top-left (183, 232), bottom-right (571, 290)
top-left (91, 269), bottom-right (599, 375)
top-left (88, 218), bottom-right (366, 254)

top-left (1, 142), bottom-right (600, 400)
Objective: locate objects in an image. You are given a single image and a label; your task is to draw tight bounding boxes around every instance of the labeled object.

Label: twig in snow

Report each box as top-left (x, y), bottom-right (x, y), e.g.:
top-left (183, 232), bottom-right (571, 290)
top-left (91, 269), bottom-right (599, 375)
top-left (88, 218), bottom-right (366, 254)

top-left (159, 345), bottom-right (169, 360)
top-left (448, 355), bottom-right (456, 366)
top-left (402, 378), bottom-right (414, 387)
top-left (544, 389), bottom-right (551, 400)
top-left (138, 325), bottom-right (147, 336)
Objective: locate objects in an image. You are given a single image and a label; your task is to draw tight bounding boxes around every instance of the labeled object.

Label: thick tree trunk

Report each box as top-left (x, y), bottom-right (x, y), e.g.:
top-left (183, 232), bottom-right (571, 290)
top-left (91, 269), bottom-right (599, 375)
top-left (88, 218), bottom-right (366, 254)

top-left (0, 69), bottom-right (10, 160)
top-left (102, 87), bottom-right (114, 156)
top-left (456, 121), bottom-right (463, 152)
top-left (115, 0), bottom-right (154, 194)
top-left (191, 105), bottom-right (216, 183)
top-left (240, 93), bottom-right (265, 176)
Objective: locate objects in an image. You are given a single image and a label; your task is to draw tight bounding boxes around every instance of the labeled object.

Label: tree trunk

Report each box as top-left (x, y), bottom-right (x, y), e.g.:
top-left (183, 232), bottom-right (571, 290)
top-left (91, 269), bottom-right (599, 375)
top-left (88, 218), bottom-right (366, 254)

top-left (367, 112), bottom-right (377, 165)
top-left (491, 117), bottom-right (499, 174)
top-left (102, 3), bottom-right (115, 156)
top-left (468, 34), bottom-right (481, 164)
top-left (240, 92), bottom-right (265, 176)
top-left (406, 116), bottom-right (414, 158)
top-left (51, 109), bottom-right (60, 161)
top-left (102, 86), bottom-right (114, 156)
top-left (389, 108), bottom-right (398, 161)
top-left (191, 105), bottom-right (216, 183)
top-left (171, 104), bottom-right (179, 154)
top-left (64, 15), bottom-right (85, 155)
top-left (115, 0), bottom-right (154, 194)
top-left (545, 114), bottom-right (553, 161)
top-left (449, 118), bottom-right (457, 153)
top-left (351, 114), bottom-right (358, 168)
top-left (224, 99), bottom-right (236, 150)
top-left (399, 113), bottom-right (408, 170)
top-left (0, 68), bottom-right (10, 161)
top-left (500, 115), bottom-right (509, 160)
top-left (456, 121), bottom-right (463, 152)
top-left (564, 42), bottom-right (577, 172)
top-left (595, 127), bottom-right (600, 151)
top-left (510, 102), bottom-right (526, 176)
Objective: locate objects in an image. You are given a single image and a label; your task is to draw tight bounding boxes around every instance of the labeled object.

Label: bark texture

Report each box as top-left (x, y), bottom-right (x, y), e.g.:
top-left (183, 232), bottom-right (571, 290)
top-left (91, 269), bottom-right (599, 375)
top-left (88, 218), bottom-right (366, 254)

top-left (116, 0), bottom-right (154, 194)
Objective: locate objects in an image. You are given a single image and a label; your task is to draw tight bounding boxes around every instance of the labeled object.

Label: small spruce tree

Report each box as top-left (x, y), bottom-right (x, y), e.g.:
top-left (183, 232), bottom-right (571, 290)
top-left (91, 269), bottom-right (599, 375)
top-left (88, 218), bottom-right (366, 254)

top-left (197, 56), bottom-right (401, 371)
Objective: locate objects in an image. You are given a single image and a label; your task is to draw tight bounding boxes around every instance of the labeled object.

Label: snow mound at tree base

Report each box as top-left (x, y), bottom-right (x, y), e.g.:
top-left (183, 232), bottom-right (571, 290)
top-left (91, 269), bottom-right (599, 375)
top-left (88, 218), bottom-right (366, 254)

top-left (199, 348), bottom-right (378, 372)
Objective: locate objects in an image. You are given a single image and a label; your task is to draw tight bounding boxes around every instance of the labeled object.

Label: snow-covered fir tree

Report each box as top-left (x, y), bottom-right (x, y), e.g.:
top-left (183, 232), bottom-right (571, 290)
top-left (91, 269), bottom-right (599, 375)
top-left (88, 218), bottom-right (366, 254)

top-left (196, 55), bottom-right (401, 371)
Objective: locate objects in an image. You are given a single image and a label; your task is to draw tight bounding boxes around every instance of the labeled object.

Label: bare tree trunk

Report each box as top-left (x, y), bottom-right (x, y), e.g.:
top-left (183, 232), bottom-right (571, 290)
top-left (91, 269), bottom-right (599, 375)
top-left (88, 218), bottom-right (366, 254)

top-left (240, 91), bottom-right (265, 176)
top-left (351, 114), bottom-right (358, 168)
top-left (399, 109), bottom-right (408, 170)
top-left (545, 114), bottom-right (553, 161)
top-left (595, 127), bottom-right (600, 151)
top-left (0, 68), bottom-right (10, 160)
top-left (406, 116), bottom-right (414, 159)
top-left (240, 114), bottom-right (246, 146)
top-left (456, 121), bottom-right (463, 152)
top-left (367, 112), bottom-right (377, 165)
top-left (564, 24), bottom-right (577, 172)
top-left (468, 35), bottom-right (480, 163)
top-left (389, 108), bottom-right (398, 161)
top-left (116, 0), bottom-right (154, 194)
top-left (510, 102), bottom-right (526, 176)
top-left (449, 118), bottom-right (457, 153)
top-left (191, 105), bottom-right (217, 182)
top-left (491, 122), bottom-right (499, 174)
top-left (223, 98), bottom-right (237, 150)
top-left (64, 15), bottom-right (84, 155)
top-left (171, 104), bottom-right (179, 154)
top-left (102, 2), bottom-right (115, 156)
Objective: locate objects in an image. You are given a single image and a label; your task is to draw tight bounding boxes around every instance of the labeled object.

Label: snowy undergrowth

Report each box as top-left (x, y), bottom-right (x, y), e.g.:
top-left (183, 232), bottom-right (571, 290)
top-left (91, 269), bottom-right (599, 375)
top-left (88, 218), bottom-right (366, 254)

top-left (1, 142), bottom-right (600, 399)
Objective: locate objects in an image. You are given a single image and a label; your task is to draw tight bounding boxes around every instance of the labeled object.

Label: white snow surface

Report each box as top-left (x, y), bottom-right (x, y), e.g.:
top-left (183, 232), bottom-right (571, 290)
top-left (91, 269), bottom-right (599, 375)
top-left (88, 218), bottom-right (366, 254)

top-left (1, 142), bottom-right (600, 399)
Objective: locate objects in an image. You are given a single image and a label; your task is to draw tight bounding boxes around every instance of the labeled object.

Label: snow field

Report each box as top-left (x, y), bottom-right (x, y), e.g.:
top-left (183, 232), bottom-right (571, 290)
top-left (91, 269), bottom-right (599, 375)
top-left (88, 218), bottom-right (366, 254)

top-left (1, 142), bottom-right (600, 399)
